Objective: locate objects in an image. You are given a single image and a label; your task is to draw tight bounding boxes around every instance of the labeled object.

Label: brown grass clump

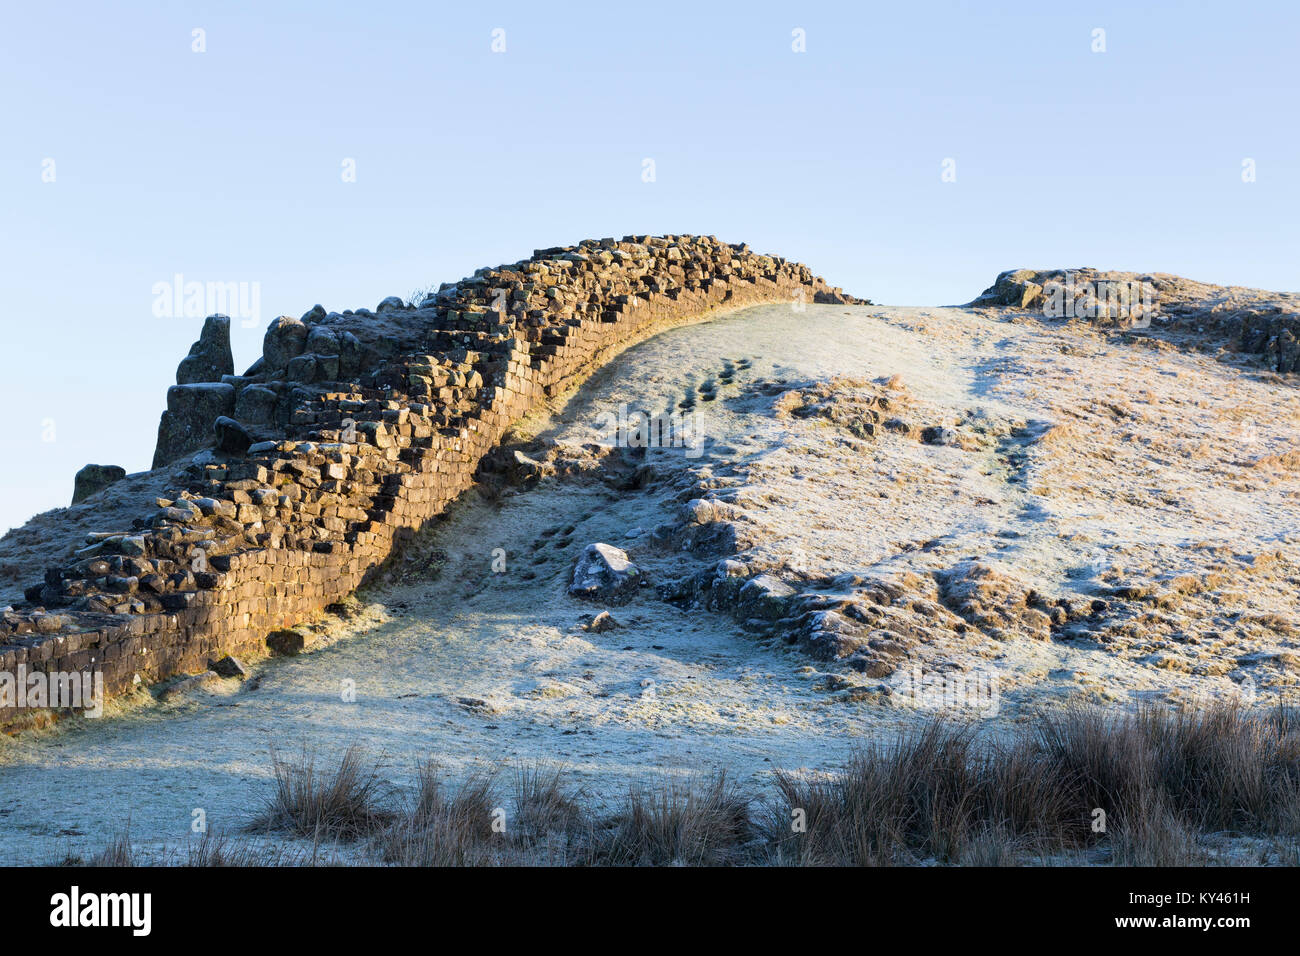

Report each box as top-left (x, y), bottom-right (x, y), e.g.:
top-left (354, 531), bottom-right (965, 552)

top-left (377, 762), bottom-right (502, 866)
top-left (249, 744), bottom-right (394, 842)
top-left (767, 704), bottom-right (1300, 865)
top-left (767, 721), bottom-right (1077, 865)
top-left (595, 771), bottom-right (754, 866)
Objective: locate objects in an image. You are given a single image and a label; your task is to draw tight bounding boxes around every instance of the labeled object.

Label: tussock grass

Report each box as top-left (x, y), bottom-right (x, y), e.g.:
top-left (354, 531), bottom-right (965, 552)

top-left (767, 722), bottom-right (1078, 865)
top-left (378, 762), bottom-right (502, 866)
top-left (595, 771), bottom-right (754, 866)
top-left (182, 828), bottom-right (335, 867)
top-left (249, 744), bottom-right (394, 842)
top-left (512, 764), bottom-right (588, 846)
top-left (768, 703), bottom-right (1300, 865)
top-left (89, 830), bottom-right (137, 867)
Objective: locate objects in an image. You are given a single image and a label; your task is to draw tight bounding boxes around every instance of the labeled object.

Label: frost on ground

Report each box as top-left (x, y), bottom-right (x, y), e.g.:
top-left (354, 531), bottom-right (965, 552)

top-left (1, 300), bottom-right (1298, 864)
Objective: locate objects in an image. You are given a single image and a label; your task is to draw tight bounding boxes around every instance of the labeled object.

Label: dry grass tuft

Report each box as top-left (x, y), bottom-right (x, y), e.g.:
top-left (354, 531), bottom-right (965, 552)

top-left (377, 762), bottom-right (504, 866)
top-left (596, 771), bottom-right (754, 866)
top-left (249, 744), bottom-right (394, 842)
top-left (768, 704), bottom-right (1300, 865)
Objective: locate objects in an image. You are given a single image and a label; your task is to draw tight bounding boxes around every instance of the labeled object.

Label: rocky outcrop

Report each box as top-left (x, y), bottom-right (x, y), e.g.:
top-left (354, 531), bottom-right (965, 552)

top-left (175, 315), bottom-right (234, 385)
top-left (72, 465), bottom-right (126, 505)
top-left (971, 268), bottom-right (1300, 373)
top-left (1, 235), bottom-right (861, 728)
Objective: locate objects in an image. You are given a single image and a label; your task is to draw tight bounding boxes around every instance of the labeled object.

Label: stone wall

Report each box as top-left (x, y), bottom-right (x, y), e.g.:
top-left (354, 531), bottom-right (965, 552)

top-left (0, 235), bottom-right (861, 729)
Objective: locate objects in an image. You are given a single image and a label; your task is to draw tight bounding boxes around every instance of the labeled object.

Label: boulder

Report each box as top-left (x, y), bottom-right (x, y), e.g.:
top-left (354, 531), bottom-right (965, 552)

top-left (285, 353), bottom-right (318, 383)
top-left (377, 296), bottom-right (406, 312)
top-left (305, 325), bottom-right (339, 355)
top-left (584, 610), bottom-right (619, 633)
top-left (266, 628), bottom-right (307, 656)
top-left (214, 416), bottom-right (252, 456)
top-left (509, 449), bottom-right (552, 486)
top-left (262, 315), bottom-right (308, 370)
top-left (338, 330), bottom-right (363, 378)
top-left (973, 269), bottom-right (1046, 308)
top-left (175, 315), bottom-right (234, 384)
top-left (737, 574), bottom-right (796, 620)
top-left (569, 543), bottom-right (642, 603)
top-left (72, 464), bottom-right (126, 505)
top-left (209, 655), bottom-right (248, 679)
top-left (234, 384), bottom-right (279, 425)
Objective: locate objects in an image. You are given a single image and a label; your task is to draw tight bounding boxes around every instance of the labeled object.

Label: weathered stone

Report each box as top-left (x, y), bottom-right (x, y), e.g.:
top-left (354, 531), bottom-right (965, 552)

top-left (175, 315), bottom-right (234, 384)
top-left (214, 416), bottom-right (252, 456)
top-left (152, 383), bottom-right (237, 468)
top-left (584, 610), bottom-right (619, 633)
top-left (234, 384), bottom-right (279, 425)
top-left (285, 353), bottom-right (318, 383)
top-left (738, 574), bottom-right (796, 620)
top-left (262, 315), bottom-right (309, 370)
top-left (72, 464), bottom-right (126, 505)
top-left (338, 331), bottom-right (363, 378)
top-left (266, 629), bottom-right (307, 655)
top-left (305, 325), bottom-right (339, 355)
top-left (570, 543), bottom-right (642, 603)
top-left (210, 655), bottom-right (248, 678)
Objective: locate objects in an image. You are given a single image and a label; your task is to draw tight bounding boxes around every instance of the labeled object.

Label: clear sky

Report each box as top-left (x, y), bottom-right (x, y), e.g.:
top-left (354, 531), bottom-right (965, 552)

top-left (1, 0), bottom-right (1296, 534)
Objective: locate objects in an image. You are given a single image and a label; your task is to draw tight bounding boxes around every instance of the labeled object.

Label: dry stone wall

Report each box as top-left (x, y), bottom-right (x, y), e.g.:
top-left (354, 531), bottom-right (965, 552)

top-left (1, 235), bottom-right (860, 728)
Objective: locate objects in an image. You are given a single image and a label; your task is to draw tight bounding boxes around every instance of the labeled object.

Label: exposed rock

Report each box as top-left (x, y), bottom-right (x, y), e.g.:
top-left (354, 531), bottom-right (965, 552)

top-left (175, 315), bottom-right (234, 385)
top-left (213, 416), bottom-right (252, 456)
top-left (266, 629), bottom-right (307, 655)
top-left (570, 543), bottom-right (642, 603)
top-left (285, 353), bottom-right (318, 383)
top-left (305, 325), bottom-right (339, 356)
top-left (262, 315), bottom-right (309, 371)
top-left (584, 610), bottom-right (619, 633)
top-left (234, 384), bottom-right (279, 425)
top-left (737, 574), bottom-right (796, 620)
top-left (152, 382), bottom-right (237, 468)
top-left (971, 269), bottom-right (1050, 309)
top-left (72, 464), bottom-right (126, 505)
top-left (921, 425), bottom-right (960, 446)
top-left (209, 655), bottom-right (248, 678)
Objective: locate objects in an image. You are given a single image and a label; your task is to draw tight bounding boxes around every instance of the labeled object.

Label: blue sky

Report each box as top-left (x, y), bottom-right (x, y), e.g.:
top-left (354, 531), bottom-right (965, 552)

top-left (1, 0), bottom-right (1297, 533)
